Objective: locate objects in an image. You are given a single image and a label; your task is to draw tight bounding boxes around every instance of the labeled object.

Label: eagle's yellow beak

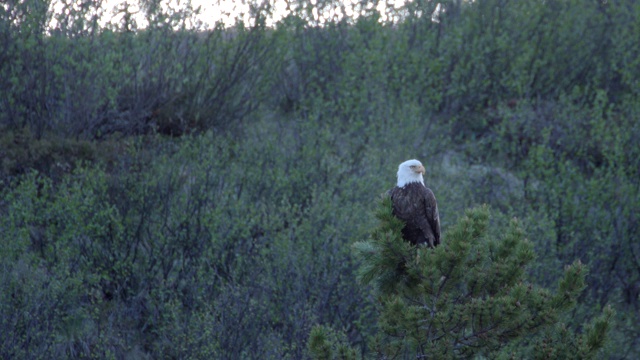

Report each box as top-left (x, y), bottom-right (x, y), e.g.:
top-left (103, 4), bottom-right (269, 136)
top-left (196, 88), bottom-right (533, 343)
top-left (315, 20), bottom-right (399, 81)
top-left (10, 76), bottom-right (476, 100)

top-left (415, 165), bottom-right (426, 174)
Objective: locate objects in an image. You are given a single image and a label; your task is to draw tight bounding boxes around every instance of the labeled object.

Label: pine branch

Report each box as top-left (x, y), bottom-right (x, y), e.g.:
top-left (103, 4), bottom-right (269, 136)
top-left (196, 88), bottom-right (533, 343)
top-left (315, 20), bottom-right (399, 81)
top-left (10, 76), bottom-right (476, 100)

top-left (353, 201), bottom-right (613, 359)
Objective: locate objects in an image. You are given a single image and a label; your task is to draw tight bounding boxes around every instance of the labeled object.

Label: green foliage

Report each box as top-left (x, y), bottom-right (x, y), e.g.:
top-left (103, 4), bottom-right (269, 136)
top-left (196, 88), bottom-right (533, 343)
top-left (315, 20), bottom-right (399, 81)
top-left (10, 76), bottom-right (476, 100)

top-left (353, 196), bottom-right (417, 294)
top-left (309, 325), bottom-right (358, 360)
top-left (487, 91), bottom-right (640, 354)
top-left (347, 201), bottom-right (613, 359)
top-left (0, 126), bottom-right (382, 358)
top-left (0, 1), bottom-right (277, 139)
top-left (2, 0), bottom-right (639, 357)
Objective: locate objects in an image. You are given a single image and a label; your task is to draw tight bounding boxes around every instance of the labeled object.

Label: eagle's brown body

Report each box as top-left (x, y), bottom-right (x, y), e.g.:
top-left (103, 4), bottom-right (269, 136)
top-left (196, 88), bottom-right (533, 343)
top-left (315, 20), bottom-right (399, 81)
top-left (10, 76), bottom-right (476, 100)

top-left (390, 176), bottom-right (441, 248)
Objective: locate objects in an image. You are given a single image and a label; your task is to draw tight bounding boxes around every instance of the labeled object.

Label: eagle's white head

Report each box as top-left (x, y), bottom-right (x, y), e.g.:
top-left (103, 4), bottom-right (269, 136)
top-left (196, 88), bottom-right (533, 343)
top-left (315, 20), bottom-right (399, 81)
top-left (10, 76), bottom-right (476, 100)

top-left (397, 159), bottom-right (425, 187)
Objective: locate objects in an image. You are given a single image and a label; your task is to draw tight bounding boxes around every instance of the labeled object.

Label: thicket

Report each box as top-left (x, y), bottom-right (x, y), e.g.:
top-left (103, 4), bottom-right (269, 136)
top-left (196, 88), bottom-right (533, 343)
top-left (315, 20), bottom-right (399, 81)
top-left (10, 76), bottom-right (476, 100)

top-left (311, 201), bottom-right (613, 359)
top-left (1, 0), bottom-right (639, 358)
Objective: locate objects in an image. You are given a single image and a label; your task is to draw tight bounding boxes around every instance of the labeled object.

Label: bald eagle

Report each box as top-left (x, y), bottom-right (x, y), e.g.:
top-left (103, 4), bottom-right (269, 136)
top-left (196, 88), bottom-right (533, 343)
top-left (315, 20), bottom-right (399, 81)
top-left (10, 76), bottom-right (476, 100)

top-left (389, 159), bottom-right (441, 248)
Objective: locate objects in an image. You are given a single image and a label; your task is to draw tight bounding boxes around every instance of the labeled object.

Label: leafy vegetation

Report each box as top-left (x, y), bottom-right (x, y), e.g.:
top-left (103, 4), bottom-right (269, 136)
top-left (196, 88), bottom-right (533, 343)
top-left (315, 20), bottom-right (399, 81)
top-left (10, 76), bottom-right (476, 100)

top-left (311, 200), bottom-right (613, 359)
top-left (1, 0), bottom-right (639, 358)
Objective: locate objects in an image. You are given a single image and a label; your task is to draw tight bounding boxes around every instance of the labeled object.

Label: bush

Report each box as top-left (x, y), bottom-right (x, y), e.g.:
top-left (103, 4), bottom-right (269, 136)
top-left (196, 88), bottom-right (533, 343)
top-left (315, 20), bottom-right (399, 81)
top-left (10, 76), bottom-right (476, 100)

top-left (311, 200), bottom-right (613, 359)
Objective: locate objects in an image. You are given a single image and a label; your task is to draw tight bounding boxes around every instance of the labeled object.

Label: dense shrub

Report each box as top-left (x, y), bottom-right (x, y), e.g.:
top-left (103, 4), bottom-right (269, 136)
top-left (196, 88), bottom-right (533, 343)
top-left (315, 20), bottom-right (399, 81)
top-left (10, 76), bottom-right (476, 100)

top-left (311, 202), bottom-right (613, 359)
top-left (1, 0), bottom-right (639, 357)
top-left (0, 127), bottom-right (382, 358)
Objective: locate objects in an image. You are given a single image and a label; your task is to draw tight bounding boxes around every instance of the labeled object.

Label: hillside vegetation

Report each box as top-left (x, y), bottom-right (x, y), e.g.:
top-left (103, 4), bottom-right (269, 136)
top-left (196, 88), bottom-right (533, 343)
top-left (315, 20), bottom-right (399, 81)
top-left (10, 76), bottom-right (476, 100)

top-left (1, 0), bottom-right (639, 358)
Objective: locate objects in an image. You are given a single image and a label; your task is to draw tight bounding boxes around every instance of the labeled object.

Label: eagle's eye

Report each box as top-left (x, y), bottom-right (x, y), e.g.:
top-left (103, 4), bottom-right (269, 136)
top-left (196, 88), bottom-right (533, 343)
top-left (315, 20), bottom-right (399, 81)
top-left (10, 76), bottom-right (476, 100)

top-left (410, 165), bottom-right (416, 168)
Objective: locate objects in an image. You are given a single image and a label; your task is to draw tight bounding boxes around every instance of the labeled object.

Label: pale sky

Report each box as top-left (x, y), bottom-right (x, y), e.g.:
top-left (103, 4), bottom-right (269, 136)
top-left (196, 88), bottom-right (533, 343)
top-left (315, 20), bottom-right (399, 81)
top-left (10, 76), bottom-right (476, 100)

top-left (48, 0), bottom-right (416, 29)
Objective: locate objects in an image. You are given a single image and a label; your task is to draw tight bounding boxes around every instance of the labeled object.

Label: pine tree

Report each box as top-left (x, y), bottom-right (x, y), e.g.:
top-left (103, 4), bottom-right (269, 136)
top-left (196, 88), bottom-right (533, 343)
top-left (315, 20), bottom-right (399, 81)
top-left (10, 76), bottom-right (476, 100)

top-left (309, 197), bottom-right (613, 359)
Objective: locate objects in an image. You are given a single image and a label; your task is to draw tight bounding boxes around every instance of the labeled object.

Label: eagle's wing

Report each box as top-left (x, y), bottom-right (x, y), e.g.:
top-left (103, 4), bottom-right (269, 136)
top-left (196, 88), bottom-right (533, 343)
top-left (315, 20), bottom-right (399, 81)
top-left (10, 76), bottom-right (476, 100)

top-left (423, 187), bottom-right (441, 246)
